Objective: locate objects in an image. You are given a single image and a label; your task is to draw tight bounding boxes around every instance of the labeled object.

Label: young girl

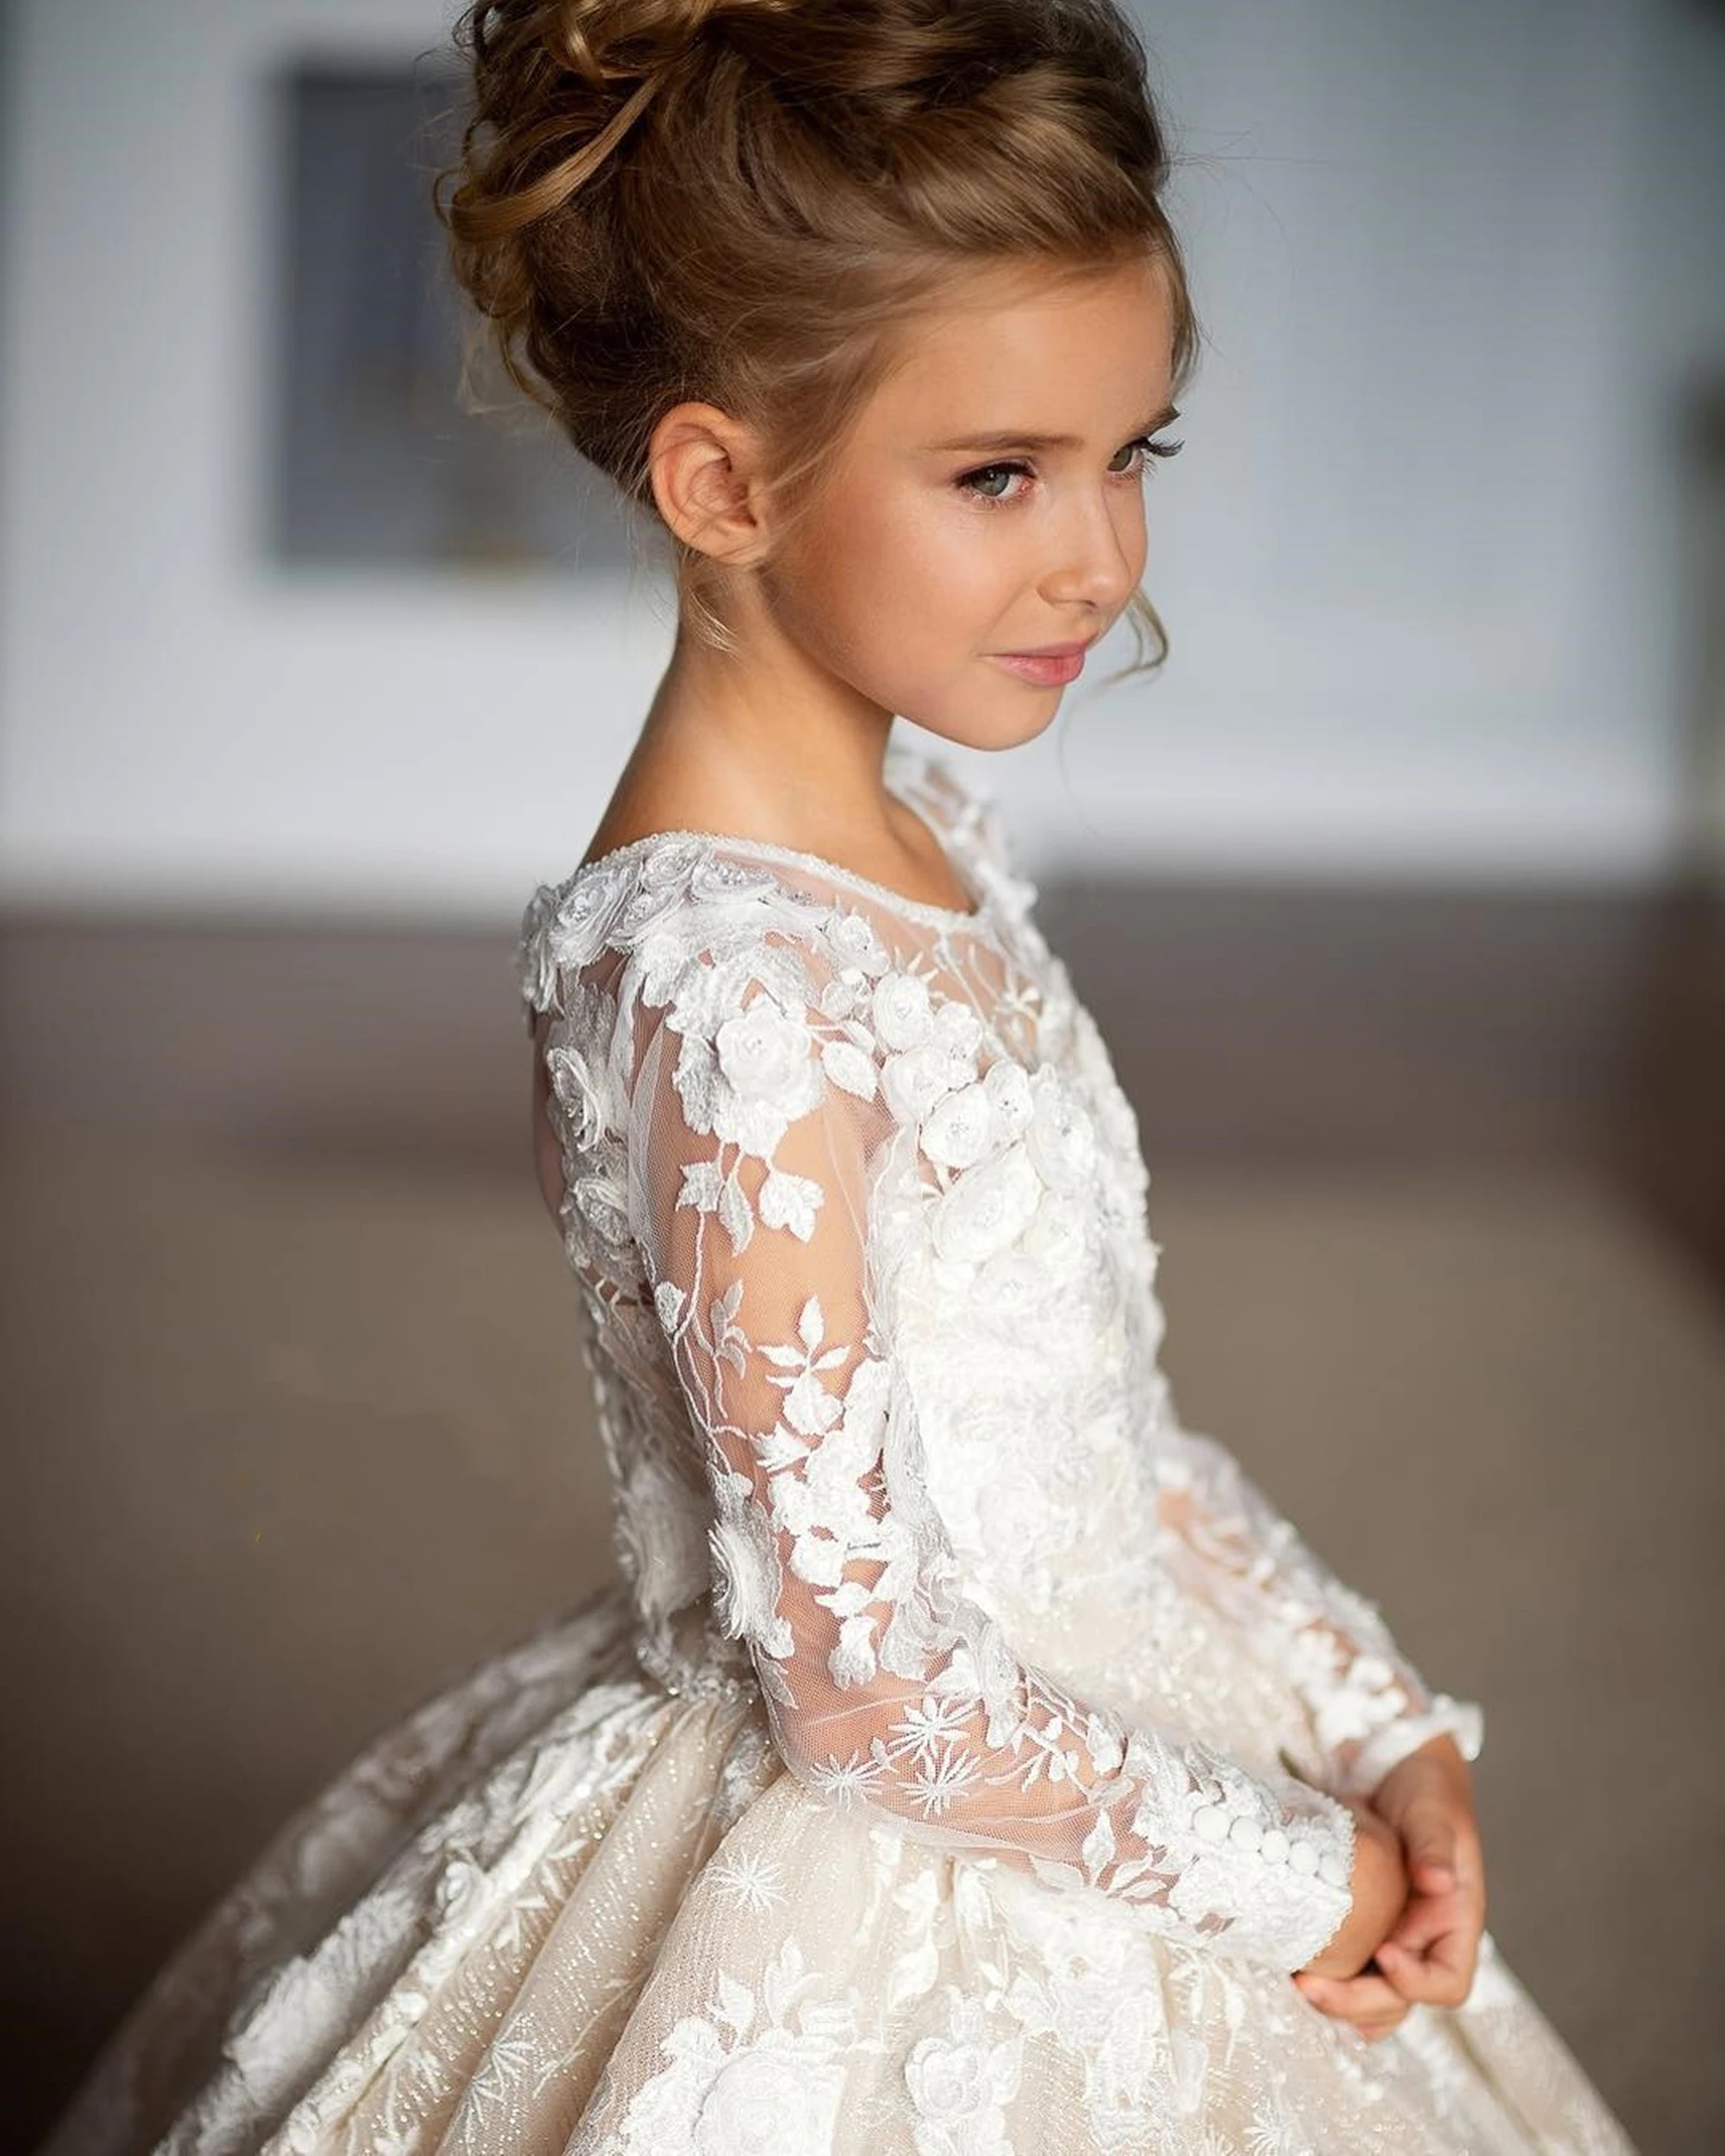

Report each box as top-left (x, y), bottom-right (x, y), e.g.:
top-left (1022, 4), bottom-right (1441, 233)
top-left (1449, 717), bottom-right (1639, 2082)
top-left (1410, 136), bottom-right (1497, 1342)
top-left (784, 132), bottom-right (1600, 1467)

top-left (42, 3), bottom-right (1640, 2151)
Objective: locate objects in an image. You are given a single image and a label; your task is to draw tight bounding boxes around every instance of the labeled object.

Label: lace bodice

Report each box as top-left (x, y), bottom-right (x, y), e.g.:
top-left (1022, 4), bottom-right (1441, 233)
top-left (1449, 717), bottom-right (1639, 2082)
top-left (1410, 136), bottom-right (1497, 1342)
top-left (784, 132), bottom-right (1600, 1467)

top-left (517, 738), bottom-right (1482, 1978)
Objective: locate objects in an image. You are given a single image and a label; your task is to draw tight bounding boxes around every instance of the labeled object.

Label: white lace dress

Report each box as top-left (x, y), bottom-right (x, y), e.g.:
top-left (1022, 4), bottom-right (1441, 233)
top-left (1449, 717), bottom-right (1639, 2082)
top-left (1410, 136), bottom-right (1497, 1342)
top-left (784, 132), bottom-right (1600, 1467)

top-left (42, 739), bottom-right (1640, 2156)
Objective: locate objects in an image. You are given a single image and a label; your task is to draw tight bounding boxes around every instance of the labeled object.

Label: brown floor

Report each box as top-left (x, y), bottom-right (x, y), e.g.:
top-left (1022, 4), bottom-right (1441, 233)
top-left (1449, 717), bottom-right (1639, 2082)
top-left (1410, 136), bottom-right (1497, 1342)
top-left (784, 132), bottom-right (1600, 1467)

top-left (3, 877), bottom-right (1722, 2152)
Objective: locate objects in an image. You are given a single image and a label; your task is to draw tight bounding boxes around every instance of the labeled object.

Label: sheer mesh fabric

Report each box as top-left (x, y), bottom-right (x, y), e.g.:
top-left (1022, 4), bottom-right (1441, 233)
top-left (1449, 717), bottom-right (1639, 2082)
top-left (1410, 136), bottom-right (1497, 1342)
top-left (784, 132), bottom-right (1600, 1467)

top-left (1149, 1422), bottom-right (1484, 1801)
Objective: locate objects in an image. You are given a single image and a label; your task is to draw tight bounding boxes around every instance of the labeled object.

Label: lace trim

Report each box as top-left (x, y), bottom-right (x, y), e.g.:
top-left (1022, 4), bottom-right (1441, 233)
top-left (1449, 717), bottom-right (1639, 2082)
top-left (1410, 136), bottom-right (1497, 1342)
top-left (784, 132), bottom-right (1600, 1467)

top-left (548, 740), bottom-right (997, 936)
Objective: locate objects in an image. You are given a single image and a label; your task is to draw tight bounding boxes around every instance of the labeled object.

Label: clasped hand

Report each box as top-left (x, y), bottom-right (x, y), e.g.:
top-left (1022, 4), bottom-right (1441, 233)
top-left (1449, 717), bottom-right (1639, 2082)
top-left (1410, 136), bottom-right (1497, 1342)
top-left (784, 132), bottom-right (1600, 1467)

top-left (1291, 1733), bottom-right (1485, 2044)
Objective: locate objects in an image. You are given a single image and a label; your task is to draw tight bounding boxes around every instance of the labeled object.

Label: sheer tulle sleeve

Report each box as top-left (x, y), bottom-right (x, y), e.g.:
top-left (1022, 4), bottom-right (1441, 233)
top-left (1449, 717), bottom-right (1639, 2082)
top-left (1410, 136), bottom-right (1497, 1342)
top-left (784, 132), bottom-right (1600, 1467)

top-left (624, 924), bottom-right (1359, 1974)
top-left (1148, 1412), bottom-right (1484, 1801)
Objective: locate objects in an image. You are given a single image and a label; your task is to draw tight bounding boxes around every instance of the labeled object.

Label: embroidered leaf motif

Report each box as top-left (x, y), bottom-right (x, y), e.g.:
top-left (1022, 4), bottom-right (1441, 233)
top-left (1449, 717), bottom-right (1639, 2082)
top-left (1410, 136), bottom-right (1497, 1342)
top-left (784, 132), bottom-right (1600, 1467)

top-left (823, 1037), bottom-right (880, 1100)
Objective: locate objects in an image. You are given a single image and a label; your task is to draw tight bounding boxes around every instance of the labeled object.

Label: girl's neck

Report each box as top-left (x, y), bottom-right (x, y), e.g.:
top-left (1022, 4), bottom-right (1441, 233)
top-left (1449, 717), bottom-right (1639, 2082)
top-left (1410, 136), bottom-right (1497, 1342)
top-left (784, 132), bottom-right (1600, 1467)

top-left (584, 666), bottom-right (966, 914)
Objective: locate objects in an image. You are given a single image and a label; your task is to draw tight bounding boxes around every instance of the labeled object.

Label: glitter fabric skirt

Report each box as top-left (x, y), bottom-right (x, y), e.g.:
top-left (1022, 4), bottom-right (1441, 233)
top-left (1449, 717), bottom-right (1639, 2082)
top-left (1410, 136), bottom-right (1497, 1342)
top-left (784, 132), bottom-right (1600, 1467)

top-left (38, 1580), bottom-right (1639, 2156)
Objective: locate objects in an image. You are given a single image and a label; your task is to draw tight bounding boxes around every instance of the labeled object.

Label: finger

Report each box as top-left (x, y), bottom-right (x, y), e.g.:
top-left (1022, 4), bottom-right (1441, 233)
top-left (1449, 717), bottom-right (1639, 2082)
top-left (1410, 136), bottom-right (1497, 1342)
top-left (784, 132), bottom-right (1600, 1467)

top-left (1396, 1801), bottom-right (1461, 1889)
top-left (1305, 1995), bottom-right (1410, 2041)
top-left (1422, 1916), bottom-right (1482, 1998)
top-left (1295, 1971), bottom-right (1407, 2021)
top-left (1404, 1889), bottom-right (1484, 1969)
top-left (1382, 1894), bottom-right (1462, 1956)
top-left (1383, 1877), bottom-right (1482, 1956)
top-left (1378, 1925), bottom-right (1478, 2008)
top-left (1374, 1940), bottom-right (1446, 2002)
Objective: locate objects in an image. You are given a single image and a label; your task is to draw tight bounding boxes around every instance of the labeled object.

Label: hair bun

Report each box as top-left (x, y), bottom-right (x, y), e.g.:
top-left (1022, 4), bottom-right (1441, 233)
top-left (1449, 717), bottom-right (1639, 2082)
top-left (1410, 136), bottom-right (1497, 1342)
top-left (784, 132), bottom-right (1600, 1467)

top-left (554, 0), bottom-right (798, 91)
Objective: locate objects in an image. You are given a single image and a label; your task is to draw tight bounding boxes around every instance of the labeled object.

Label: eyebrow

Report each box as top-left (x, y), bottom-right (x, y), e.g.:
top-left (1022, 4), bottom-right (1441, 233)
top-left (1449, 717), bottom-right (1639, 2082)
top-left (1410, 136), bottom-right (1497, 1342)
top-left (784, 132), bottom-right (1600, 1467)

top-left (923, 401), bottom-right (1181, 454)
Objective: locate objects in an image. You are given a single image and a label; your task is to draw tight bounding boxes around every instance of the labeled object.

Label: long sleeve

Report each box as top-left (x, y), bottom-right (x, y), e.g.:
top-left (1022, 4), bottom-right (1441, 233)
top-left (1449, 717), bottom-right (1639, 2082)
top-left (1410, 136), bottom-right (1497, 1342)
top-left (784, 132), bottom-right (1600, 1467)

top-left (1147, 1411), bottom-right (1484, 1801)
top-left (622, 920), bottom-right (1360, 1974)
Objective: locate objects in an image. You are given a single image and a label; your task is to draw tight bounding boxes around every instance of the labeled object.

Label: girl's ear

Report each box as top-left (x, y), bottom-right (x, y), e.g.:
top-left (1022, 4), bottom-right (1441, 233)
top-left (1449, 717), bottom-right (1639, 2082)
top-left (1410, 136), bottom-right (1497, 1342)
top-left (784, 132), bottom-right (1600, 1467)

top-left (648, 402), bottom-right (773, 567)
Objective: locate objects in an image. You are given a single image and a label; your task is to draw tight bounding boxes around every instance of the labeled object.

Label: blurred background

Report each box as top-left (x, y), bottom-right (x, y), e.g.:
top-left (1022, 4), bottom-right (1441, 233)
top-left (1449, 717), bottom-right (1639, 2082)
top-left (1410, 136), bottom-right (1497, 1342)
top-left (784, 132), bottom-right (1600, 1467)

top-left (3, 0), bottom-right (1722, 2148)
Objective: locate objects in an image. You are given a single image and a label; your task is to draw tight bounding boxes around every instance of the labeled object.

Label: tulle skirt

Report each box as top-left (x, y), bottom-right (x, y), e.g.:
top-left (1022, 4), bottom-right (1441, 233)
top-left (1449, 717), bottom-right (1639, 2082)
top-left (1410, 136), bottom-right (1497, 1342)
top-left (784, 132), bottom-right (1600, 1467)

top-left (38, 1581), bottom-right (1640, 2156)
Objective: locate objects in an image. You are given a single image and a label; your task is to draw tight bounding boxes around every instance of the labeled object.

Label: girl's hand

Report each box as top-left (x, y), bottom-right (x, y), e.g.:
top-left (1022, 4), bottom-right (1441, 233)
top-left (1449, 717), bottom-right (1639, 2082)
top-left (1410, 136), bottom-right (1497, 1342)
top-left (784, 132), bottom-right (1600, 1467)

top-left (1294, 1737), bottom-right (1487, 2041)
top-left (1294, 1961), bottom-right (1417, 2042)
top-left (1366, 1735), bottom-right (1487, 2011)
top-left (1292, 1796), bottom-right (1418, 2041)
top-left (1295, 1797), bottom-right (1407, 1982)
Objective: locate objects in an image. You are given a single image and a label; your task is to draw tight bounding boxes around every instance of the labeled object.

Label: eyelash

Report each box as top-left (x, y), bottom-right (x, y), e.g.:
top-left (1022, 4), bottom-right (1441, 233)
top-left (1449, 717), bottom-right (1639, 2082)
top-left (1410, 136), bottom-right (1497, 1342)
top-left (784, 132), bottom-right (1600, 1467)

top-left (957, 434), bottom-right (1185, 509)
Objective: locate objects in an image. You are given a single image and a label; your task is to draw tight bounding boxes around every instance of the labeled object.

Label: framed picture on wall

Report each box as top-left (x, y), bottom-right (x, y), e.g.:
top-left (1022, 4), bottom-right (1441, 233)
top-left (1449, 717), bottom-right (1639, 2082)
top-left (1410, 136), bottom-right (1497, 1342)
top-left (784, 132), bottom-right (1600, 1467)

top-left (270, 59), bottom-right (631, 572)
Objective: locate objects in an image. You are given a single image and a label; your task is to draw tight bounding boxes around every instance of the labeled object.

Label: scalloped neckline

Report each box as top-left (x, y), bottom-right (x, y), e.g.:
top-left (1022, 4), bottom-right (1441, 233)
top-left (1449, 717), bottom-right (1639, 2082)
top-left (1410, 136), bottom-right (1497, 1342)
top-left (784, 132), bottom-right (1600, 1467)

top-left (565, 754), bottom-right (991, 933)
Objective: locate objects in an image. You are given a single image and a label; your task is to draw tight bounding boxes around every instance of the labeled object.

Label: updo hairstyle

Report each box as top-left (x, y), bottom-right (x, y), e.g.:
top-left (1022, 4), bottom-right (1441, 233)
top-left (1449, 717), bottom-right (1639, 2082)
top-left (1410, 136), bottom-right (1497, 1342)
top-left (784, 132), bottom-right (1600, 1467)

top-left (435, 0), bottom-right (1201, 675)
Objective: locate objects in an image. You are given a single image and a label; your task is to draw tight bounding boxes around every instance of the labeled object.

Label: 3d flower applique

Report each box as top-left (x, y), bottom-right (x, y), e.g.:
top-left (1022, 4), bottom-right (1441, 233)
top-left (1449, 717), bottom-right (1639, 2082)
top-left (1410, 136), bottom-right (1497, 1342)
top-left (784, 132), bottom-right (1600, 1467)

top-left (551, 857), bottom-right (639, 964)
top-left (708, 1463), bottom-right (795, 1668)
top-left (667, 973), bottom-right (834, 1253)
top-left (543, 981), bottom-right (619, 1152)
top-left (908, 1062), bottom-right (1103, 1280)
top-left (870, 968), bottom-right (938, 1050)
top-left (882, 1042), bottom-right (962, 1128)
top-left (874, 1003), bottom-right (951, 1125)
top-left (517, 883), bottom-right (563, 1010)
top-left (1020, 1189), bottom-right (1090, 1286)
top-left (563, 1151), bottom-right (634, 1265)
top-left (931, 1148), bottom-right (1044, 1268)
top-left (982, 1056), bottom-right (1033, 1137)
top-left (1024, 1065), bottom-right (1099, 1193)
top-left (932, 991), bottom-right (987, 1060)
top-left (822, 905), bottom-right (895, 980)
top-left (613, 846), bottom-right (716, 943)
top-left (712, 1000), bottom-right (825, 1144)
top-left (919, 1081), bottom-right (997, 1172)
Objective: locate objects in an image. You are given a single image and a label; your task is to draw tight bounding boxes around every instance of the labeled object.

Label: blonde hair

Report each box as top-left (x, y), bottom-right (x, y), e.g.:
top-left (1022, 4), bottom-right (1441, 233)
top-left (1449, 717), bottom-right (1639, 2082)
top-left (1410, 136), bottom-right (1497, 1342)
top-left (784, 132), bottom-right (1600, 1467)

top-left (435, 0), bottom-right (1201, 680)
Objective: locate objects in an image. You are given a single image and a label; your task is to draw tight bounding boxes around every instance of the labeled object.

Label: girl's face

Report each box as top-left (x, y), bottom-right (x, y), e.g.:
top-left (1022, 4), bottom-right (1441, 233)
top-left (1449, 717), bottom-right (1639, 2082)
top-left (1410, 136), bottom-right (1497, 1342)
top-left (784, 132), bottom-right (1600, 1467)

top-left (761, 254), bottom-right (1179, 755)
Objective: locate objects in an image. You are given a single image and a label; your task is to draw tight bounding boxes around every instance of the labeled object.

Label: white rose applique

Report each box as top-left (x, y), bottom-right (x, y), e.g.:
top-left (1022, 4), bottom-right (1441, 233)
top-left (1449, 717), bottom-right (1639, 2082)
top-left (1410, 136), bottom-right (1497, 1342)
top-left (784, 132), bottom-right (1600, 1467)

top-left (516, 883), bottom-right (562, 1011)
top-left (614, 1940), bottom-right (860, 2155)
top-left (904, 1990), bottom-right (1022, 2153)
top-left (543, 980), bottom-right (619, 1151)
top-left (871, 968), bottom-right (937, 1050)
top-left (712, 1000), bottom-right (823, 1151)
top-left (665, 932), bottom-right (905, 1256)
top-left (1024, 1064), bottom-right (1098, 1193)
top-left (707, 1463), bottom-right (795, 1668)
top-left (919, 1080), bottom-right (996, 1171)
top-left (932, 1148), bottom-right (1043, 1268)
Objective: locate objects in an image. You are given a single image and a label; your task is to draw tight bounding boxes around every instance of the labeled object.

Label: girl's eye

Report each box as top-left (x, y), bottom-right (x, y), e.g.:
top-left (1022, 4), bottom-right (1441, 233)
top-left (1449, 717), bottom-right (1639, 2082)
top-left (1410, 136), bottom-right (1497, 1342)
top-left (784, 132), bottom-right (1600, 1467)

top-left (957, 433), bottom-right (1185, 507)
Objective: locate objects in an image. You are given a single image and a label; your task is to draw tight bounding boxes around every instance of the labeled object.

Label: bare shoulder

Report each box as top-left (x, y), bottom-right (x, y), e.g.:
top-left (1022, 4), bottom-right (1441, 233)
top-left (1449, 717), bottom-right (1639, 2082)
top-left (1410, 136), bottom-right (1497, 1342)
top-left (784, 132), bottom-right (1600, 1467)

top-left (580, 788), bottom-right (699, 868)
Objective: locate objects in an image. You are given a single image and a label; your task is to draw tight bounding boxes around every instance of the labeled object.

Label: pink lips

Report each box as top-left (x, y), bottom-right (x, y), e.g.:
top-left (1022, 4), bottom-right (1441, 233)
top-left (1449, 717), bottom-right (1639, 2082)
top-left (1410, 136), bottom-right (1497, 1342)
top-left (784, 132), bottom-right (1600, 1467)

top-left (989, 642), bottom-right (1089, 686)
